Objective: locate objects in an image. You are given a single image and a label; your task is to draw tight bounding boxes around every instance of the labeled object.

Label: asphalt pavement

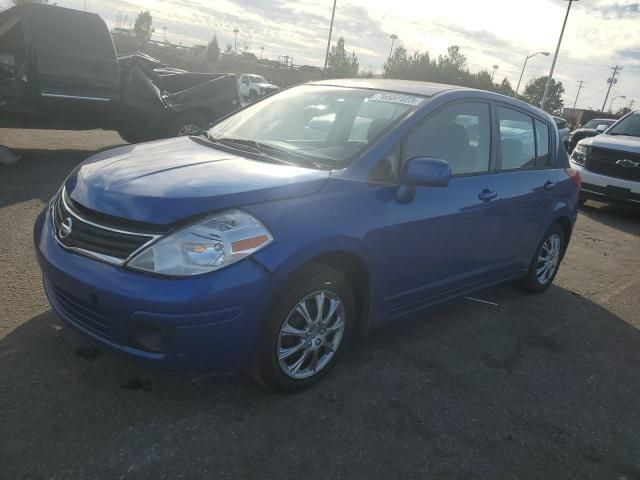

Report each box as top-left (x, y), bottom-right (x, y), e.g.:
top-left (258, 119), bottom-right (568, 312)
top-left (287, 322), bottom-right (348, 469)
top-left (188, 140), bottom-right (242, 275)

top-left (1, 128), bottom-right (639, 479)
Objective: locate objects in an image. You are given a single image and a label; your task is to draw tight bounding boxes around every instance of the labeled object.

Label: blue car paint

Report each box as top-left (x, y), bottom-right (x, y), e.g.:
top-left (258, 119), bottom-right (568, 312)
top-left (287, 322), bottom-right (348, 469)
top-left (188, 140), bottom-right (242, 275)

top-left (34, 84), bottom-right (579, 374)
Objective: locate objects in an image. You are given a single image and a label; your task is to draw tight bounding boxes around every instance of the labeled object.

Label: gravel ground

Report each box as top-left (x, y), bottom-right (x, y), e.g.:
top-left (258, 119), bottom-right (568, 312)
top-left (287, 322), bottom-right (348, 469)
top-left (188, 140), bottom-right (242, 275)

top-left (1, 128), bottom-right (640, 480)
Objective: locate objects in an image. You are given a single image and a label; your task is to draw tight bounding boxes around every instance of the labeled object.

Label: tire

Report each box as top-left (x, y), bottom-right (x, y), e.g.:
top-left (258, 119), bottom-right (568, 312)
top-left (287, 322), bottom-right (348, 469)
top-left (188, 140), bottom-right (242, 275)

top-left (579, 193), bottom-right (588, 206)
top-left (517, 223), bottom-right (565, 293)
top-left (166, 112), bottom-right (208, 138)
top-left (249, 90), bottom-right (258, 101)
top-left (117, 128), bottom-right (148, 144)
top-left (252, 264), bottom-right (355, 393)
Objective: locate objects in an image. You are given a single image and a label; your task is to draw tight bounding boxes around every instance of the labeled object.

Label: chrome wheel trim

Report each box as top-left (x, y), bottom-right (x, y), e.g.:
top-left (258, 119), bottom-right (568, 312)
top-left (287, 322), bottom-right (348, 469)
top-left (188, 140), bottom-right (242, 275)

top-left (177, 123), bottom-right (201, 136)
top-left (277, 290), bottom-right (346, 380)
top-left (536, 233), bottom-right (561, 285)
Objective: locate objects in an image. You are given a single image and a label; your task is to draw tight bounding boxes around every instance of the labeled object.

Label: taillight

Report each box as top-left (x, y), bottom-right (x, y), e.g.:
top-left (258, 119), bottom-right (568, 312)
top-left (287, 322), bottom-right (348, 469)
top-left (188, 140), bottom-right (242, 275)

top-left (565, 168), bottom-right (581, 189)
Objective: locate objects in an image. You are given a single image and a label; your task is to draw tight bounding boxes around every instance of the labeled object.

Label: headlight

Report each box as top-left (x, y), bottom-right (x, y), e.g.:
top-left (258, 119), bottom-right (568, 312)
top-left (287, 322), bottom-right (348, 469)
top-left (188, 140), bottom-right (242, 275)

top-left (571, 144), bottom-right (588, 166)
top-left (127, 210), bottom-right (273, 276)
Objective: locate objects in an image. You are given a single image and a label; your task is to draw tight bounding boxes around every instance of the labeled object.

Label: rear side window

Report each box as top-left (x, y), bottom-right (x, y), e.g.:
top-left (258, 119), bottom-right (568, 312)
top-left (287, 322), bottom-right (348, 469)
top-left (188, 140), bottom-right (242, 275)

top-left (534, 119), bottom-right (551, 167)
top-left (404, 102), bottom-right (491, 175)
top-left (498, 107), bottom-right (536, 170)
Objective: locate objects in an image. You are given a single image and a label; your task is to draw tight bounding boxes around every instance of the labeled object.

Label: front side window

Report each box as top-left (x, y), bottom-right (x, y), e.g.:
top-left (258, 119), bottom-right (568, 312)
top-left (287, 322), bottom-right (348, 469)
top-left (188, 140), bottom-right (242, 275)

top-left (207, 85), bottom-right (421, 168)
top-left (498, 107), bottom-right (536, 170)
top-left (607, 112), bottom-right (640, 137)
top-left (403, 102), bottom-right (491, 175)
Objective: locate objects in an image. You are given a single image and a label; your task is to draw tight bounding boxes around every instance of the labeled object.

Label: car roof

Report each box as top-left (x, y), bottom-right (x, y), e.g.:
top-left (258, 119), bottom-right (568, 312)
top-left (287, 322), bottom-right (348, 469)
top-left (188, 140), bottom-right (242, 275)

top-left (308, 78), bottom-right (470, 97)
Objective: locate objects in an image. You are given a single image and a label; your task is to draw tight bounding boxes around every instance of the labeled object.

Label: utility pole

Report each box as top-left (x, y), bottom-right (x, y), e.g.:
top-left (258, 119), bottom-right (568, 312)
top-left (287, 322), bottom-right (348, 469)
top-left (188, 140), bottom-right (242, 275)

top-left (323, 0), bottom-right (338, 76)
top-left (388, 34), bottom-right (398, 62)
top-left (233, 28), bottom-right (239, 54)
top-left (541, 0), bottom-right (577, 111)
top-left (629, 99), bottom-right (635, 110)
top-left (572, 80), bottom-right (585, 110)
top-left (601, 65), bottom-right (622, 112)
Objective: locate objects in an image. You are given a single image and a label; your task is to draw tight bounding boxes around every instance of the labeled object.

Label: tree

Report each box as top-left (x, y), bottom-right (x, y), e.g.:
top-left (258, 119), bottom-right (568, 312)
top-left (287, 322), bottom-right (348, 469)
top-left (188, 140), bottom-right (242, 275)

top-left (494, 77), bottom-right (515, 97)
top-left (206, 35), bottom-right (220, 65)
top-left (521, 76), bottom-right (565, 113)
top-left (224, 43), bottom-right (234, 55)
top-left (326, 37), bottom-right (359, 78)
top-left (615, 107), bottom-right (631, 117)
top-left (134, 10), bottom-right (154, 46)
top-left (435, 45), bottom-right (469, 85)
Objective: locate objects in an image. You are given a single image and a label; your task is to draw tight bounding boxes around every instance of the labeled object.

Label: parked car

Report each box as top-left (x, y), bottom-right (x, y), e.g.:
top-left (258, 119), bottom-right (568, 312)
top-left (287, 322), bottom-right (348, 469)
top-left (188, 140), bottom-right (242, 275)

top-left (568, 118), bottom-right (616, 152)
top-left (34, 80), bottom-right (580, 391)
top-left (238, 74), bottom-right (279, 101)
top-left (0, 3), bottom-right (240, 142)
top-left (570, 110), bottom-right (640, 206)
top-left (553, 116), bottom-right (570, 149)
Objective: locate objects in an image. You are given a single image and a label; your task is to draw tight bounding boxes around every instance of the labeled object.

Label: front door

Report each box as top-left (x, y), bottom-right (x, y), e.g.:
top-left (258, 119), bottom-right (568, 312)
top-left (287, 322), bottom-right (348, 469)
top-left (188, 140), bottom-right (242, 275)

top-left (377, 101), bottom-right (503, 316)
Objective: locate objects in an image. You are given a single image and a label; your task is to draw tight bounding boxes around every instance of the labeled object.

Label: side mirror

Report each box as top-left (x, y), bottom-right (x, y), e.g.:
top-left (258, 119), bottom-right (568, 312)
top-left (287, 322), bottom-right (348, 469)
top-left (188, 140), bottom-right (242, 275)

top-left (596, 124), bottom-right (608, 133)
top-left (401, 157), bottom-right (451, 187)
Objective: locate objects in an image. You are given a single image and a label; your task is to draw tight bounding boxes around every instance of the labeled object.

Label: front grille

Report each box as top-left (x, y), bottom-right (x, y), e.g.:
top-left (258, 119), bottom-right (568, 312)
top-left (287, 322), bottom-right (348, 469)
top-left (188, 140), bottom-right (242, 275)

top-left (587, 147), bottom-right (640, 181)
top-left (52, 284), bottom-right (112, 338)
top-left (52, 189), bottom-right (157, 264)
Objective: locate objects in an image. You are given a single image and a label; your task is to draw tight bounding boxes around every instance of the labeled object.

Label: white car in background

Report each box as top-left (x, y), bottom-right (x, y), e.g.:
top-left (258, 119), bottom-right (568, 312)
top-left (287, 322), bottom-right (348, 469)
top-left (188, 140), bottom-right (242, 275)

top-left (570, 110), bottom-right (640, 206)
top-left (238, 74), bottom-right (279, 102)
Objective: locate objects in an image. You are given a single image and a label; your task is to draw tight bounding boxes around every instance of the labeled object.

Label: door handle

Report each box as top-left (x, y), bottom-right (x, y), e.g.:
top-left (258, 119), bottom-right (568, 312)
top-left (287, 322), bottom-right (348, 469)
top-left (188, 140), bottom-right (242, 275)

top-left (478, 189), bottom-right (498, 202)
top-left (543, 180), bottom-right (557, 191)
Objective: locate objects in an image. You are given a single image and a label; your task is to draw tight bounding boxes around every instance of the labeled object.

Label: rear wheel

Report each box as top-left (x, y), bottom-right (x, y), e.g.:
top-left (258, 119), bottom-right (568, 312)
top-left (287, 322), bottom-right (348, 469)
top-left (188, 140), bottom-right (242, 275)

top-left (117, 127), bottom-right (149, 144)
top-left (252, 265), bottom-right (355, 392)
top-left (517, 224), bottom-right (565, 293)
top-left (166, 113), bottom-right (208, 138)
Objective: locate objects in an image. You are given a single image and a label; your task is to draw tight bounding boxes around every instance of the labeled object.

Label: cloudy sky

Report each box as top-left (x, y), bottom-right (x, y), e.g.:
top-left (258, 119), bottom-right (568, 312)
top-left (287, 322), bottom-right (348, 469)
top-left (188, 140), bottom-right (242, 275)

top-left (5, 0), bottom-right (640, 111)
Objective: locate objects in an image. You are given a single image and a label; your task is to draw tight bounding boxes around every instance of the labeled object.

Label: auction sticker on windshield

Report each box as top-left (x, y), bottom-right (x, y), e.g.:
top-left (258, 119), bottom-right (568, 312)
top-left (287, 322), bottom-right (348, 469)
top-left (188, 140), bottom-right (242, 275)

top-left (369, 93), bottom-right (424, 106)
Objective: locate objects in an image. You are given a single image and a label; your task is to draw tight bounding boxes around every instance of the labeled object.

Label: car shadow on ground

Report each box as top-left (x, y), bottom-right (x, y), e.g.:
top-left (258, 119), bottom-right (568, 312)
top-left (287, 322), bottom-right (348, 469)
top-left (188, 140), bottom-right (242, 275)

top-left (0, 146), bottom-right (122, 208)
top-left (580, 202), bottom-right (640, 236)
top-left (2, 283), bottom-right (640, 479)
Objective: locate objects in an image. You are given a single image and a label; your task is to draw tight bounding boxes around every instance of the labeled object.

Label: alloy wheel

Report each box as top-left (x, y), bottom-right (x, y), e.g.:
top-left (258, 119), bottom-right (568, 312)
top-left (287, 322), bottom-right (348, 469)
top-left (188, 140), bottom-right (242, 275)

top-left (177, 123), bottom-right (201, 136)
top-left (536, 233), bottom-right (561, 285)
top-left (277, 290), bottom-right (346, 379)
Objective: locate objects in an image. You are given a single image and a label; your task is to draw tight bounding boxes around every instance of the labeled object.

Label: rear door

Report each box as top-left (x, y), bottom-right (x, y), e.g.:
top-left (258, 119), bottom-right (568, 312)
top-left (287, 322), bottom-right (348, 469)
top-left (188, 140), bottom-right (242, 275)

top-left (27, 6), bottom-right (119, 118)
top-left (491, 105), bottom-right (560, 271)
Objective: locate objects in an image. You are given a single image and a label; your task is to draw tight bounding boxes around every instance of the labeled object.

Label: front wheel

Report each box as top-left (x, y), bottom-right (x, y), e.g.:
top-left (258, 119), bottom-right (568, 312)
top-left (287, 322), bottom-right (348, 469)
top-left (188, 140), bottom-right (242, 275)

top-left (517, 224), bottom-right (565, 293)
top-left (252, 265), bottom-right (355, 392)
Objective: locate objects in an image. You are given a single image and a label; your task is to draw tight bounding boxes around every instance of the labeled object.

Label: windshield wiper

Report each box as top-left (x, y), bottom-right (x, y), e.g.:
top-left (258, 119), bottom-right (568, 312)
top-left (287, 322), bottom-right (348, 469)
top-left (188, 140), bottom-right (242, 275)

top-left (205, 136), bottom-right (296, 166)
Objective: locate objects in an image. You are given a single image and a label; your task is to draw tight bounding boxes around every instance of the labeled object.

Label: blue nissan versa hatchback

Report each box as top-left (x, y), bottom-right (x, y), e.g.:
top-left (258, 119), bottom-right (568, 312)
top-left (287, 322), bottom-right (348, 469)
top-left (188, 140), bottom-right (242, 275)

top-left (35, 79), bottom-right (580, 391)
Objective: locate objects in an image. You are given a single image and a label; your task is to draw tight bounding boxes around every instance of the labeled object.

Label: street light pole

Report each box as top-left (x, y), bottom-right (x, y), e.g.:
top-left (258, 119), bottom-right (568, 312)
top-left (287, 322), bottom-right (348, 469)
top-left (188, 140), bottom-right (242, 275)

top-left (515, 51), bottom-right (550, 96)
top-left (541, 0), bottom-right (577, 111)
top-left (233, 28), bottom-right (239, 54)
top-left (323, 0), bottom-right (338, 75)
top-left (609, 95), bottom-right (626, 113)
top-left (491, 65), bottom-right (499, 82)
top-left (388, 34), bottom-right (398, 61)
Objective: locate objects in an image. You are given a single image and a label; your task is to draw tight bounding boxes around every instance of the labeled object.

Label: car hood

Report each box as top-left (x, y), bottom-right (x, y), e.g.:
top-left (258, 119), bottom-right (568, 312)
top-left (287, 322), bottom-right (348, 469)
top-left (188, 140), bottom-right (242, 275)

top-left (572, 128), bottom-right (597, 135)
top-left (579, 134), bottom-right (640, 153)
top-left (65, 136), bottom-right (329, 225)
top-left (256, 83), bottom-right (278, 89)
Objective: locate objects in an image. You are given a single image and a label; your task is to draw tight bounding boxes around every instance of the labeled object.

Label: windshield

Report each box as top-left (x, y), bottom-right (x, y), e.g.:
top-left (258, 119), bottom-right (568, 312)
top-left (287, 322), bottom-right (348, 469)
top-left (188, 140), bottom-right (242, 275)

top-left (207, 85), bottom-right (423, 168)
top-left (250, 75), bottom-right (268, 83)
top-left (583, 119), bottom-right (614, 129)
top-left (607, 113), bottom-right (640, 137)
